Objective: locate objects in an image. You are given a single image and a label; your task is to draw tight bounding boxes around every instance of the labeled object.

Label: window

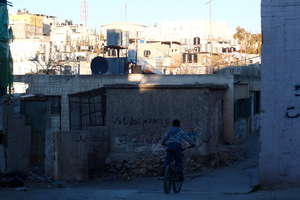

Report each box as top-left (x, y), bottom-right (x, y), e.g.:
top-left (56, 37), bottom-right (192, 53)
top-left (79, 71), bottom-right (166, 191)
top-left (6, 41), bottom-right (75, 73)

top-left (194, 54), bottom-right (198, 63)
top-left (193, 37), bottom-right (201, 45)
top-left (144, 50), bottom-right (151, 57)
top-left (188, 53), bottom-right (197, 63)
top-left (69, 90), bottom-right (105, 130)
top-left (234, 98), bottom-right (251, 121)
top-left (254, 91), bottom-right (261, 114)
top-left (108, 49), bottom-right (116, 57)
top-left (188, 54), bottom-right (193, 63)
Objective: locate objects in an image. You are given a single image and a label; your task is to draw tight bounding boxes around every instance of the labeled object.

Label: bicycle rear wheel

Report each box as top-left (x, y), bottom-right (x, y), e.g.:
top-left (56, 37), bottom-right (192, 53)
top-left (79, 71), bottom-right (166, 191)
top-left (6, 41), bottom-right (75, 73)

top-left (172, 174), bottom-right (183, 193)
top-left (163, 166), bottom-right (172, 194)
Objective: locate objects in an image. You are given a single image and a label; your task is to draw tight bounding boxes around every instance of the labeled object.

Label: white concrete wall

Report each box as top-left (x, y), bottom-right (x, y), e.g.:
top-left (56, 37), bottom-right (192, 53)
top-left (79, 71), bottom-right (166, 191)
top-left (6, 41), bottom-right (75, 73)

top-left (154, 20), bottom-right (234, 43)
top-left (261, 0), bottom-right (300, 185)
top-left (11, 39), bottom-right (50, 75)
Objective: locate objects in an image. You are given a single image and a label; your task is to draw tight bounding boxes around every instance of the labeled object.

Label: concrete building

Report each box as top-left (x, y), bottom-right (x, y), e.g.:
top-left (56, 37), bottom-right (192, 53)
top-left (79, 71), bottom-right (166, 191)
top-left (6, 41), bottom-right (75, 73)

top-left (9, 10), bottom-right (99, 83)
top-left (217, 64), bottom-right (261, 141)
top-left (261, 0), bottom-right (300, 186)
top-left (101, 22), bottom-right (148, 41)
top-left (9, 9), bottom-right (44, 39)
top-left (101, 21), bottom-right (243, 75)
top-left (150, 20), bottom-right (236, 48)
top-left (11, 38), bottom-right (51, 75)
top-left (134, 41), bottom-right (184, 74)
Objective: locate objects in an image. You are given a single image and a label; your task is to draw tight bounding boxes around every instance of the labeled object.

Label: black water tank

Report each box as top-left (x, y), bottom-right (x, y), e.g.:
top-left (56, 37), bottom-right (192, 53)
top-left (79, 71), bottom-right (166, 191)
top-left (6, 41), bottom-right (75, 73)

top-left (90, 56), bottom-right (109, 75)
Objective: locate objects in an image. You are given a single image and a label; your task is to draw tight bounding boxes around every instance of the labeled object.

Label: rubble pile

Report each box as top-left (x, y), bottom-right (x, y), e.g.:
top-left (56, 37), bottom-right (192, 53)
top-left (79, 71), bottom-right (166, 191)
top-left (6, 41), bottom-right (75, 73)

top-left (186, 150), bottom-right (245, 171)
top-left (0, 170), bottom-right (53, 188)
top-left (0, 172), bottom-right (26, 188)
top-left (105, 147), bottom-right (245, 179)
top-left (105, 152), bottom-right (165, 179)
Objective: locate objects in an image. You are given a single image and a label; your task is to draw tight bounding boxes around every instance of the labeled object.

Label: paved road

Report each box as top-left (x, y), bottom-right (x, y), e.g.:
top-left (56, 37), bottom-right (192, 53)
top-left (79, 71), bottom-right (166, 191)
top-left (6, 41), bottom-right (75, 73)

top-left (1, 160), bottom-right (295, 200)
top-left (1, 180), bottom-right (300, 200)
top-left (1, 134), bottom-right (299, 200)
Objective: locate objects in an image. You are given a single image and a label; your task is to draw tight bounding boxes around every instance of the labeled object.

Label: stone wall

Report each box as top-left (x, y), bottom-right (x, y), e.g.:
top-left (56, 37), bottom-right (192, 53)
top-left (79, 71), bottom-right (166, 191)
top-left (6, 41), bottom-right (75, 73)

top-left (261, 0), bottom-right (300, 185)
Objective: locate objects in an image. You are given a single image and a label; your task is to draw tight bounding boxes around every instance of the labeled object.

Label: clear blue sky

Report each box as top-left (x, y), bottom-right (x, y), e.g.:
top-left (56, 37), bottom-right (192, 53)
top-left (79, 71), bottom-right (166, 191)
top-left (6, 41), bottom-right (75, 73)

top-left (10, 0), bottom-right (261, 33)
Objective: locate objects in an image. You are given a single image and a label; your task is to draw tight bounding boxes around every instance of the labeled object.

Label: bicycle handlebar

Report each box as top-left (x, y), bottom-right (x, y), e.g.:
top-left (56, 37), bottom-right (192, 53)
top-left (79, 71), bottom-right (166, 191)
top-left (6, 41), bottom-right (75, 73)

top-left (182, 144), bottom-right (195, 152)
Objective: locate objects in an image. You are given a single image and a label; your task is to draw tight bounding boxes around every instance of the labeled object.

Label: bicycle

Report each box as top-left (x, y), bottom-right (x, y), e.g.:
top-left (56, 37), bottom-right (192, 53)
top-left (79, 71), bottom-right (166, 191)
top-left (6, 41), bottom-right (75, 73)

top-left (163, 146), bottom-right (194, 194)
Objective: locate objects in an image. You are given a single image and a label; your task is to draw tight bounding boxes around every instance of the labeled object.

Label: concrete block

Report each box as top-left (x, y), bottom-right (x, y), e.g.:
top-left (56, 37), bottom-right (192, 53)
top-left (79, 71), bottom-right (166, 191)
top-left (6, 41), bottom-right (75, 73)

top-left (56, 131), bottom-right (89, 181)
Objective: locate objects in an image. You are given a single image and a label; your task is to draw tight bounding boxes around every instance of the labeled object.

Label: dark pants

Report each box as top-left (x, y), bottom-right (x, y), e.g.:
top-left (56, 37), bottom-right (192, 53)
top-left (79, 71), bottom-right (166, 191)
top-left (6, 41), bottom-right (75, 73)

top-left (164, 142), bottom-right (183, 173)
top-left (0, 86), bottom-right (6, 97)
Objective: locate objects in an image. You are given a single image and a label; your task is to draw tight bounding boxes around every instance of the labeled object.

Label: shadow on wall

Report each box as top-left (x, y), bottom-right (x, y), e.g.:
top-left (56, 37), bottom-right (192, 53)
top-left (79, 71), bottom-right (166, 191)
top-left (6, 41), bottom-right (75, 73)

top-left (102, 81), bottom-right (226, 176)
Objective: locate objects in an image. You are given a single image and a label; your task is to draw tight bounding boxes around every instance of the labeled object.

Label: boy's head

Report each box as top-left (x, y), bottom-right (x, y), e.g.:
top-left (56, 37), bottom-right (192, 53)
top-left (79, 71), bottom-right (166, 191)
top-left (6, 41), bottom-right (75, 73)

top-left (172, 120), bottom-right (181, 127)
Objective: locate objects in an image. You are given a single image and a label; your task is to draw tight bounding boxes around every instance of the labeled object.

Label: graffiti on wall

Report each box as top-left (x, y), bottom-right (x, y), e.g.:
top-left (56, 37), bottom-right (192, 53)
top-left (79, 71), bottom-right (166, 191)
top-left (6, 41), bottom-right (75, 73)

top-left (112, 116), bottom-right (171, 127)
top-left (286, 85), bottom-right (300, 119)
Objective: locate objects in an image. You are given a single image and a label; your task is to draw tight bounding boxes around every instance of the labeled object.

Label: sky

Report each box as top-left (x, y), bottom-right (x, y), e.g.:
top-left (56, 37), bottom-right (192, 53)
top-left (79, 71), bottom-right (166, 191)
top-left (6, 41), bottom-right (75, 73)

top-left (10, 0), bottom-right (261, 33)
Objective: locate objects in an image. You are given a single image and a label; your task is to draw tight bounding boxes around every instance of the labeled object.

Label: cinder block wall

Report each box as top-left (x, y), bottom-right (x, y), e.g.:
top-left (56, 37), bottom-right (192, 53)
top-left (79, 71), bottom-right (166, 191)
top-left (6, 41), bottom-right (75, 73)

top-left (55, 127), bottom-right (109, 181)
top-left (261, 0), bottom-right (300, 185)
top-left (106, 88), bottom-right (225, 158)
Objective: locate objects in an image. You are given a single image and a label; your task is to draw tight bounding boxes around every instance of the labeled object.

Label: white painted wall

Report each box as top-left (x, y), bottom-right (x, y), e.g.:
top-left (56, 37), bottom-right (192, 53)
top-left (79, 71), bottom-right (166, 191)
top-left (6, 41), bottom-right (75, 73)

top-left (261, 0), bottom-right (300, 185)
top-left (153, 20), bottom-right (234, 43)
top-left (10, 39), bottom-right (50, 74)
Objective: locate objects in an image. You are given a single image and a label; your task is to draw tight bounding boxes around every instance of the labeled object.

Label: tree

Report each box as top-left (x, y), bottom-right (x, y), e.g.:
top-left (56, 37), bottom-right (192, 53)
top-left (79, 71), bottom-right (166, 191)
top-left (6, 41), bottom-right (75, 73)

top-left (234, 26), bottom-right (262, 55)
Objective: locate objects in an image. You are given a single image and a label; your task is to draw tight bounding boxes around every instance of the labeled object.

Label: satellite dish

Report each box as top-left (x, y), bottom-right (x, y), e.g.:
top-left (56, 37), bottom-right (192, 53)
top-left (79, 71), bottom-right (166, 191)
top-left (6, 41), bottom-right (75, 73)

top-left (91, 56), bottom-right (108, 75)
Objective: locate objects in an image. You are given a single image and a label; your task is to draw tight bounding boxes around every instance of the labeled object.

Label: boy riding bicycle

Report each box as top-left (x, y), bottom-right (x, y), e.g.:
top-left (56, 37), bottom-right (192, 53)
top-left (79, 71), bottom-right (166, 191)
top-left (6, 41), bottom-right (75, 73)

top-left (161, 120), bottom-right (195, 181)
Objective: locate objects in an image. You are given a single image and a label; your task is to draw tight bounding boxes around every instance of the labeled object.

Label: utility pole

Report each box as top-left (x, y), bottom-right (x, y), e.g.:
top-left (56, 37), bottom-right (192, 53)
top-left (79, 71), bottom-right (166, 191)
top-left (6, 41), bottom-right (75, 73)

top-left (205, 0), bottom-right (213, 73)
top-left (80, 0), bottom-right (88, 26)
top-left (124, 2), bottom-right (127, 22)
top-left (205, 0), bottom-right (213, 54)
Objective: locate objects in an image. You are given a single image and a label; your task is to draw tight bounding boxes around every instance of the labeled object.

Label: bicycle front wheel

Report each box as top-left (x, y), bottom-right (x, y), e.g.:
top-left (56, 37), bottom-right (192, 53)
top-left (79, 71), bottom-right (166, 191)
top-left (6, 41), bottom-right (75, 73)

top-left (163, 166), bottom-right (172, 194)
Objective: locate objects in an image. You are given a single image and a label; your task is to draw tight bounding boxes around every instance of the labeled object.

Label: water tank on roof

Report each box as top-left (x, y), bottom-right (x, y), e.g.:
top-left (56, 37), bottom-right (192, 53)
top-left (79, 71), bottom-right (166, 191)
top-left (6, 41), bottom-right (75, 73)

top-left (91, 56), bottom-right (109, 74)
top-left (91, 56), bottom-right (129, 75)
top-left (107, 29), bottom-right (122, 46)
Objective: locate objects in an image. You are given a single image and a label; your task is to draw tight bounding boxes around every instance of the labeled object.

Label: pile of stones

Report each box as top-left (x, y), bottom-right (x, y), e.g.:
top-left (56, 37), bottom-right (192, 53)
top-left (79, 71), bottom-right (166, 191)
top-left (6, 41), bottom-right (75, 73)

top-left (104, 147), bottom-right (245, 179)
